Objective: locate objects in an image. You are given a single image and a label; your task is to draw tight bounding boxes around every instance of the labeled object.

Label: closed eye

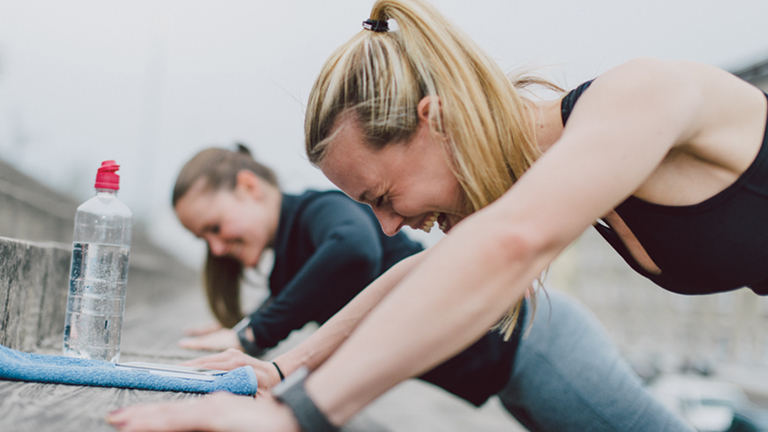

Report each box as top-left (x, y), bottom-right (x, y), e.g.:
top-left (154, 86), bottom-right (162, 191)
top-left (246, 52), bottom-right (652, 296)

top-left (375, 196), bottom-right (384, 208)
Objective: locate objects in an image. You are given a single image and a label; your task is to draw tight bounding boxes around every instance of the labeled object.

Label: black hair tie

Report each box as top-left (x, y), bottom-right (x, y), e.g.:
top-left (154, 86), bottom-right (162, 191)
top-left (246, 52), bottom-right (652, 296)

top-left (363, 19), bottom-right (388, 32)
top-left (233, 142), bottom-right (252, 156)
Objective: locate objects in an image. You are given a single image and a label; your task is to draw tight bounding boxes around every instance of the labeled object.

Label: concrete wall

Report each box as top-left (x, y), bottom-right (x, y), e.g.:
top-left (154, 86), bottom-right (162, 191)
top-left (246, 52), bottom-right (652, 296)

top-left (734, 58), bottom-right (768, 92)
top-left (0, 161), bottom-right (78, 244)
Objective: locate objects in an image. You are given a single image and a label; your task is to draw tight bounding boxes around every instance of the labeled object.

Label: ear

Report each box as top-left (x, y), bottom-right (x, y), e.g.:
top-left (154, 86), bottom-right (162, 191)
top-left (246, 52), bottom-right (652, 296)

top-left (234, 170), bottom-right (264, 201)
top-left (417, 95), bottom-right (442, 131)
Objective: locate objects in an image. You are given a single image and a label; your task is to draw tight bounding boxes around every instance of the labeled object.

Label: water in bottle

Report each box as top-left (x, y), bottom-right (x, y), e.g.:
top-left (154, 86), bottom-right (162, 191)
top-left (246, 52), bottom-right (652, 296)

top-left (63, 160), bottom-right (132, 362)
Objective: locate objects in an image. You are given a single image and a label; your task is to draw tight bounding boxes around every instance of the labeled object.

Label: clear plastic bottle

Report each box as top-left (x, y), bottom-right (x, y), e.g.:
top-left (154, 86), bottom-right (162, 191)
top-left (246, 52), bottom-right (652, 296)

top-left (63, 160), bottom-right (132, 362)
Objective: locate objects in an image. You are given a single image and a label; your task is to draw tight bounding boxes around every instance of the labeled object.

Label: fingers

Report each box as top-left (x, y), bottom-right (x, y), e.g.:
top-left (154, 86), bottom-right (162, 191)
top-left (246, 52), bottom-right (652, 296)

top-left (179, 349), bottom-right (247, 371)
top-left (183, 322), bottom-right (223, 337)
top-left (177, 329), bottom-right (241, 352)
top-left (107, 396), bottom-right (217, 432)
top-left (107, 392), bottom-right (299, 432)
top-left (177, 336), bottom-right (217, 351)
top-left (178, 351), bottom-right (281, 391)
top-left (177, 336), bottom-right (204, 350)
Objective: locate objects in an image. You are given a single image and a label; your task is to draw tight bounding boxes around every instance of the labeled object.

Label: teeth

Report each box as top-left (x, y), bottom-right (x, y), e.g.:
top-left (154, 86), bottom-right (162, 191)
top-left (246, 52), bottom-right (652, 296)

top-left (439, 220), bottom-right (447, 231)
top-left (421, 212), bottom-right (440, 233)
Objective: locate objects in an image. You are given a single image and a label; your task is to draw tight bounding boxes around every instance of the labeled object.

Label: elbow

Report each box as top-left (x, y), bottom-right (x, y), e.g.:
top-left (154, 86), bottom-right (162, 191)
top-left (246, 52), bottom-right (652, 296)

top-left (491, 223), bottom-right (559, 271)
top-left (333, 234), bottom-right (383, 279)
top-left (343, 253), bottom-right (380, 281)
top-left (353, 248), bottom-right (383, 279)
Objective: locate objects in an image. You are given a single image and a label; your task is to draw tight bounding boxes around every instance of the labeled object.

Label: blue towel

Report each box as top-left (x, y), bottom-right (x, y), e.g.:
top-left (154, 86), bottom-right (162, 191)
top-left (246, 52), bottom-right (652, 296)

top-left (0, 344), bottom-right (258, 395)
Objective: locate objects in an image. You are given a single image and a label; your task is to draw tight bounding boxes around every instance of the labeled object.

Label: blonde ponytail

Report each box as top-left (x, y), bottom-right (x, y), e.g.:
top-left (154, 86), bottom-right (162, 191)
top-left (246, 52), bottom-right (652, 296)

top-left (305, 0), bottom-right (556, 339)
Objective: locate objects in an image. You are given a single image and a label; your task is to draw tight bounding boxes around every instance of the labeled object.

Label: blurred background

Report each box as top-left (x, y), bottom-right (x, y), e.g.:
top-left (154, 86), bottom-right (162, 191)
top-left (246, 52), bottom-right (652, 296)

top-left (2, 0), bottom-right (768, 265)
top-left (2, 1), bottom-right (768, 431)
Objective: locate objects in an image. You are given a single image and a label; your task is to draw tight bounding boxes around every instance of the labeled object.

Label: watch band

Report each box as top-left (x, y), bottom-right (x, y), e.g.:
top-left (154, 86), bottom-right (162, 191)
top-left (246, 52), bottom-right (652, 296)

top-left (233, 317), bottom-right (264, 356)
top-left (231, 316), bottom-right (251, 334)
top-left (272, 366), bottom-right (339, 432)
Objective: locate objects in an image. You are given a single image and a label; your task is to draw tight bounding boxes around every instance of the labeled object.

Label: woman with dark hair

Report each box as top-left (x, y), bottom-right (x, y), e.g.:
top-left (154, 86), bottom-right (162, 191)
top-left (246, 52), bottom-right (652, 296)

top-left (171, 144), bottom-right (423, 356)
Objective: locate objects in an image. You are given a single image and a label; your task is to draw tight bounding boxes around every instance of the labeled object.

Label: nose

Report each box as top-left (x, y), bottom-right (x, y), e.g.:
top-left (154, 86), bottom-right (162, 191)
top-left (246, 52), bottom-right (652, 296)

top-left (371, 207), bottom-right (404, 236)
top-left (205, 235), bottom-right (228, 256)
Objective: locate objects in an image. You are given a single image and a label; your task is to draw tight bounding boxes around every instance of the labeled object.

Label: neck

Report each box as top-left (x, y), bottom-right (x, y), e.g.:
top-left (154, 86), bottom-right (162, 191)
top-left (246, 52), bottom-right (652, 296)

top-left (526, 97), bottom-right (565, 153)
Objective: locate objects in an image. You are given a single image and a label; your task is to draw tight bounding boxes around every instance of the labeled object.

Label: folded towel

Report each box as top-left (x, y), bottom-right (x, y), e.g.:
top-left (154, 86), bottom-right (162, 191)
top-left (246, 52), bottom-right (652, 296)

top-left (0, 344), bottom-right (257, 395)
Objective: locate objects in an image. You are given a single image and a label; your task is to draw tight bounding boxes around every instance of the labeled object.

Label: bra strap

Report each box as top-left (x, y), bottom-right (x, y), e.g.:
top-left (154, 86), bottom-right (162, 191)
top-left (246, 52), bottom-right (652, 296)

top-left (561, 80), bottom-right (594, 126)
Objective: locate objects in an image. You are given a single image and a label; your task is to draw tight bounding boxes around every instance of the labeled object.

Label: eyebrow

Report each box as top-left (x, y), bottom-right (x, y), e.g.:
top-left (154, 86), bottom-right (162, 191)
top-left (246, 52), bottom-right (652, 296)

top-left (197, 223), bottom-right (217, 237)
top-left (357, 190), bottom-right (371, 203)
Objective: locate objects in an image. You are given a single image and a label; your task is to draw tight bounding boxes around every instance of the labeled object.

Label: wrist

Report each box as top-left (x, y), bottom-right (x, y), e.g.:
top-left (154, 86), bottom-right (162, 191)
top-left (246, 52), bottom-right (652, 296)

top-left (235, 318), bottom-right (265, 356)
top-left (272, 367), bottom-right (339, 432)
top-left (272, 361), bottom-right (285, 381)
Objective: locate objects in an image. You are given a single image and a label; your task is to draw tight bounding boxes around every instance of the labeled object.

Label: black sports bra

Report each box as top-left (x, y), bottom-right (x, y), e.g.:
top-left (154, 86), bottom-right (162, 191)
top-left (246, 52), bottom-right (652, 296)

top-left (562, 80), bottom-right (768, 295)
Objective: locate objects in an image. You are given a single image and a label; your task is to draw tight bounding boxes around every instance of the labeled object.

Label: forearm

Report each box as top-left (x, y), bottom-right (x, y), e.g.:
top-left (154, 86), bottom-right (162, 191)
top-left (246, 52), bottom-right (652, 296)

top-left (305, 213), bottom-right (562, 424)
top-left (272, 251), bottom-right (426, 376)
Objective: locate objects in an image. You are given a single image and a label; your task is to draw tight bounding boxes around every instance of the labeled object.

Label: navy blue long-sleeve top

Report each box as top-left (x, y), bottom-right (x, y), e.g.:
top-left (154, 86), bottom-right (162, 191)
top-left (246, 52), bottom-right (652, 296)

top-left (247, 190), bottom-right (522, 406)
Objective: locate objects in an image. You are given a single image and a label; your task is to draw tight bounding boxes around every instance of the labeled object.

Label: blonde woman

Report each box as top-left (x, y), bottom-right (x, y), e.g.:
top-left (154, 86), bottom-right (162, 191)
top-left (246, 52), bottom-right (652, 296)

top-left (107, 0), bottom-right (768, 430)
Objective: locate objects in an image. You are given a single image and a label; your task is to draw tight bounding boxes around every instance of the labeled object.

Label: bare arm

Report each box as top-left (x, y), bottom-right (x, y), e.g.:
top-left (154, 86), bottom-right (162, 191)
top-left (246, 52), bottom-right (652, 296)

top-left (271, 249), bottom-right (427, 375)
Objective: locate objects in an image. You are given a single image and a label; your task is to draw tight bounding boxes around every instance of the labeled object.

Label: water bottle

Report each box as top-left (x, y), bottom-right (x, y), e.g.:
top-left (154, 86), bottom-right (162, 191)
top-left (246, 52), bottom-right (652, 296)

top-left (63, 160), bottom-right (132, 362)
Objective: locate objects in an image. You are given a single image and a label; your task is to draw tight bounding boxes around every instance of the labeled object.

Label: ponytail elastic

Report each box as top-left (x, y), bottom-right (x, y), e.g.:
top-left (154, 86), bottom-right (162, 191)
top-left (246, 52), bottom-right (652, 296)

top-left (362, 19), bottom-right (388, 32)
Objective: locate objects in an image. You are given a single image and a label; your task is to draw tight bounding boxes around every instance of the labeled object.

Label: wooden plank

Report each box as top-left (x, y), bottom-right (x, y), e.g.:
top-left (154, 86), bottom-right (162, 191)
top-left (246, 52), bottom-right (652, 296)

top-left (2, 240), bottom-right (47, 351)
top-left (0, 380), bottom-right (199, 432)
top-left (0, 238), bottom-right (13, 347)
top-left (36, 245), bottom-right (70, 350)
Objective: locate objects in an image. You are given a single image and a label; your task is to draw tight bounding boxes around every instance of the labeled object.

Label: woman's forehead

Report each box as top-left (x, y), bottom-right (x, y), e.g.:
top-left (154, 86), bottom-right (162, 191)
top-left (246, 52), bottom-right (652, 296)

top-left (176, 181), bottom-right (226, 219)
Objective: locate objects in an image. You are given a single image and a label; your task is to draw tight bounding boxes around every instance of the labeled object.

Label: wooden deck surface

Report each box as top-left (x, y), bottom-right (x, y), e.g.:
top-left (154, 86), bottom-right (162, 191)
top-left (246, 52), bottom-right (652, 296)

top-left (0, 285), bottom-right (522, 432)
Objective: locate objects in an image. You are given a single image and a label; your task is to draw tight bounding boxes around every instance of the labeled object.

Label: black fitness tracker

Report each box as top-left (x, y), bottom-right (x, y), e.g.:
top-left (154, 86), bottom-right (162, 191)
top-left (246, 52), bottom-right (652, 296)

top-left (232, 317), bottom-right (264, 356)
top-left (272, 366), bottom-right (339, 432)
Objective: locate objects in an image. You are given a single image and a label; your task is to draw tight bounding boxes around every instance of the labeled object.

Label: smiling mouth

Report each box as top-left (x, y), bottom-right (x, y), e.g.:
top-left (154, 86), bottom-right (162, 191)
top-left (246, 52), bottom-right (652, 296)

top-left (420, 212), bottom-right (449, 233)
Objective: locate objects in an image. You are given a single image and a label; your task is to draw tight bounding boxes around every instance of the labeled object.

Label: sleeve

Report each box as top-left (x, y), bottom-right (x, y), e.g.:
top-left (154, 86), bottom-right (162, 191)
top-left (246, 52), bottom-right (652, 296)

top-left (249, 194), bottom-right (385, 349)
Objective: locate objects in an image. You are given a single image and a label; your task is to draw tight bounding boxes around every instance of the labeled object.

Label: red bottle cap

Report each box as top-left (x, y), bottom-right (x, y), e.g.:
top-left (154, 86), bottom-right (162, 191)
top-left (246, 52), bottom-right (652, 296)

top-left (94, 160), bottom-right (121, 190)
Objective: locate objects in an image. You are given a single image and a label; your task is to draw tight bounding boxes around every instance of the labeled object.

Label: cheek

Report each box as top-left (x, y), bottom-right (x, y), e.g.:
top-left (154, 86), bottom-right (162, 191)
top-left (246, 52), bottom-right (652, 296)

top-left (218, 219), bottom-right (244, 241)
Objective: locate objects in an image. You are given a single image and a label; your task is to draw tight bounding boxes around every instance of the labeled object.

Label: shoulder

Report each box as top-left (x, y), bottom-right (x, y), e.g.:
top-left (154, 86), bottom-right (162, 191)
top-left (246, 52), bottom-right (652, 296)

top-left (597, 58), bottom-right (706, 89)
top-left (301, 190), bottom-right (368, 217)
top-left (586, 58), bottom-right (752, 116)
top-left (296, 190), bottom-right (378, 233)
top-left (565, 58), bottom-right (736, 146)
top-left (584, 58), bottom-right (702, 109)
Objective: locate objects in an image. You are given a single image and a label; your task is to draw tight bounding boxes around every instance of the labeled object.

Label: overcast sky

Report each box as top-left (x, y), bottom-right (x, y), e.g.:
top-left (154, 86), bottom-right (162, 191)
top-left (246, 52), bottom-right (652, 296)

top-left (1, 0), bottom-right (768, 266)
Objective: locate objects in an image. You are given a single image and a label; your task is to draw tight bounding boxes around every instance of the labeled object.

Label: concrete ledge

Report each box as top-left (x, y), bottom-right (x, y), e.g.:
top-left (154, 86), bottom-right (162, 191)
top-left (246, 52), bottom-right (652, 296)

top-left (0, 235), bottom-right (200, 353)
top-left (0, 236), bottom-right (69, 351)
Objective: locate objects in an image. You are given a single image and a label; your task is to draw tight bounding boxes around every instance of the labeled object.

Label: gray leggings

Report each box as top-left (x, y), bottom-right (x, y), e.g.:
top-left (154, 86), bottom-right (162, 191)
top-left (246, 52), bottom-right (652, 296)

top-left (497, 289), bottom-right (693, 432)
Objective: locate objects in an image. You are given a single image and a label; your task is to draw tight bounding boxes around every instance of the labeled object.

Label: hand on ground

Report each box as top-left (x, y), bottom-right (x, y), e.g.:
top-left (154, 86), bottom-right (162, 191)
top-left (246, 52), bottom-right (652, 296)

top-left (178, 328), bottom-right (241, 352)
top-left (183, 321), bottom-right (223, 337)
top-left (106, 391), bottom-right (300, 432)
top-left (181, 349), bottom-right (283, 392)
